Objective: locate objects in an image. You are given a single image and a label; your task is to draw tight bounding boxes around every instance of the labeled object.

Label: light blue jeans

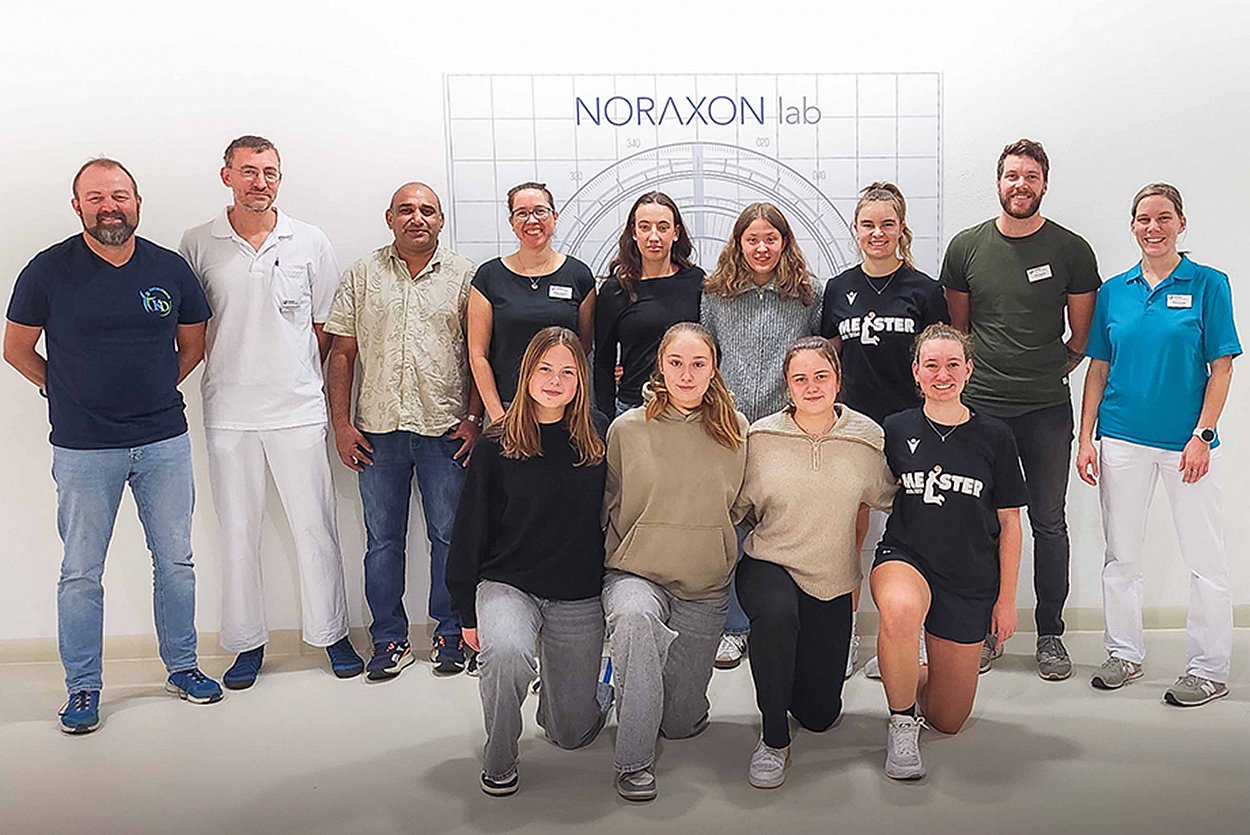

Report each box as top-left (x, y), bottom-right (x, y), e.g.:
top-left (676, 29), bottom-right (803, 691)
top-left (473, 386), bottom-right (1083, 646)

top-left (52, 432), bottom-right (200, 692)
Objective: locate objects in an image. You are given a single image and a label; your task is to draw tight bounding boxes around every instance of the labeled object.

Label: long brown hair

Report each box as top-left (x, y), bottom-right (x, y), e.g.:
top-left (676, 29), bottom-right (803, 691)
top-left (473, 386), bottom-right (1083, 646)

top-left (855, 182), bottom-right (916, 270)
top-left (645, 322), bottom-right (744, 451)
top-left (703, 202), bottom-right (816, 305)
top-left (491, 327), bottom-right (605, 465)
top-left (607, 191), bottom-right (696, 302)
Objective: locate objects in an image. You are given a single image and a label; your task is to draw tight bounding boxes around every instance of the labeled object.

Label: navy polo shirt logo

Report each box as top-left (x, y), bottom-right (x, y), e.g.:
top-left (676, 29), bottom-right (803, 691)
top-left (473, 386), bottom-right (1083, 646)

top-left (139, 286), bottom-right (173, 317)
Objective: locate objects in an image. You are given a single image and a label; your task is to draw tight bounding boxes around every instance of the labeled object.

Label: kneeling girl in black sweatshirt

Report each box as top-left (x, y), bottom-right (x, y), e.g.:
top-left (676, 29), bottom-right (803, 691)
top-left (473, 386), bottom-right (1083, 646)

top-left (447, 326), bottom-right (611, 797)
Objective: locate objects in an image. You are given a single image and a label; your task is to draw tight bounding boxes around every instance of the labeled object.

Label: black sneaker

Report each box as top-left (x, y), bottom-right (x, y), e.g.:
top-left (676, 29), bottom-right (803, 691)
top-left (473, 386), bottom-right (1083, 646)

top-left (466, 650), bottom-right (479, 678)
top-left (366, 640), bottom-right (414, 681)
top-left (431, 636), bottom-right (467, 676)
top-left (223, 645), bottom-right (264, 690)
top-left (326, 636), bottom-right (365, 679)
top-left (480, 769), bottom-right (518, 796)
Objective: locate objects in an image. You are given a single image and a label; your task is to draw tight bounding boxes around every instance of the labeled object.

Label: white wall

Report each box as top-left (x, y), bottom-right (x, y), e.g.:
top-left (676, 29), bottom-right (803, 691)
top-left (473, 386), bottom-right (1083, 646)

top-left (2, 0), bottom-right (1248, 645)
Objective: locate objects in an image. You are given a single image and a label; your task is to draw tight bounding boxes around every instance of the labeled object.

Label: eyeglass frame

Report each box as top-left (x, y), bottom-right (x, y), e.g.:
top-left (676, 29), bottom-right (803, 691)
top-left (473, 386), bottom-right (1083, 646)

top-left (509, 206), bottom-right (554, 222)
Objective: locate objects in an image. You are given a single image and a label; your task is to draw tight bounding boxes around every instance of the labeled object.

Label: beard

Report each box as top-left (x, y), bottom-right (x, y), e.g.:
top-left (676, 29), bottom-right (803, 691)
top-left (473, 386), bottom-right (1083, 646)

top-left (999, 188), bottom-right (1043, 220)
top-left (85, 210), bottom-right (138, 246)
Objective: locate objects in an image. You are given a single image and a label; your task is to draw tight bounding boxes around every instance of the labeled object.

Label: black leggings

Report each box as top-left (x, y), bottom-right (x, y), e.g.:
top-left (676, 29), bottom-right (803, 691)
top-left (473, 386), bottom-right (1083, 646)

top-left (736, 555), bottom-right (852, 749)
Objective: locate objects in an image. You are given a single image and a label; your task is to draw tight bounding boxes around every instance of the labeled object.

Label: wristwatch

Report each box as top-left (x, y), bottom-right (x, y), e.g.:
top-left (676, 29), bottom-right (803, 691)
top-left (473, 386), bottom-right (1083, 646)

top-left (1193, 426), bottom-right (1216, 444)
top-left (465, 414), bottom-right (482, 425)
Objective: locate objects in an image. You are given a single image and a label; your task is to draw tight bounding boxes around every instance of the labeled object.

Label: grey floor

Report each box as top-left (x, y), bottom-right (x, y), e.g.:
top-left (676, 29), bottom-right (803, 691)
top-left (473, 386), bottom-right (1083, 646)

top-left (2, 629), bottom-right (1248, 835)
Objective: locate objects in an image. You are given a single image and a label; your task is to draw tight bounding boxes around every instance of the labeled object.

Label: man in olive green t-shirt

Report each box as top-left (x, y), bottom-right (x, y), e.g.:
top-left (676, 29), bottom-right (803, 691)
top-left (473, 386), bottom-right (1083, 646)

top-left (940, 138), bottom-right (1100, 682)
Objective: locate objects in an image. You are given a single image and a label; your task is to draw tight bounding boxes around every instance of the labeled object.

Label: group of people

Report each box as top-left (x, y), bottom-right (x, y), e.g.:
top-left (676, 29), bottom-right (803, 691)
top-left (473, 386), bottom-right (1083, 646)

top-left (3, 135), bottom-right (1238, 798)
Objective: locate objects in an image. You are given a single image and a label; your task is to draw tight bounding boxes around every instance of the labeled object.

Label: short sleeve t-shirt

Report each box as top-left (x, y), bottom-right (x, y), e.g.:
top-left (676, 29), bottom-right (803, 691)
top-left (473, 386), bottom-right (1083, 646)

top-left (594, 264), bottom-right (703, 409)
top-left (472, 255), bottom-right (595, 404)
top-left (940, 219), bottom-right (1101, 417)
top-left (1086, 257), bottom-right (1241, 451)
top-left (6, 235), bottom-right (211, 449)
top-left (878, 408), bottom-right (1028, 599)
top-left (821, 265), bottom-right (949, 423)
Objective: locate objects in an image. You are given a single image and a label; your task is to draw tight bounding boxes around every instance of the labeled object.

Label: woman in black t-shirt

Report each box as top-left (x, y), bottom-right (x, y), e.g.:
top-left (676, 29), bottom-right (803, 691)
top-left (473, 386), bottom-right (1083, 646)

top-left (468, 182), bottom-right (596, 422)
top-left (447, 326), bottom-right (611, 797)
top-left (594, 191), bottom-right (704, 416)
top-left (870, 324), bottom-right (1026, 781)
top-left (821, 183), bottom-right (949, 679)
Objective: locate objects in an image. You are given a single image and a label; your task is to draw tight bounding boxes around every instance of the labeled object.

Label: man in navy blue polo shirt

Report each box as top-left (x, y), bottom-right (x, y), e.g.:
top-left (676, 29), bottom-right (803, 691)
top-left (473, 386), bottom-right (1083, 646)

top-left (3, 158), bottom-right (223, 734)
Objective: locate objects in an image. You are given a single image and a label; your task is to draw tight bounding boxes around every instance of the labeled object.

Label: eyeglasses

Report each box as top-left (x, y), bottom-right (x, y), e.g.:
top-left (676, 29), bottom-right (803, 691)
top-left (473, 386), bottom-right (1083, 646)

top-left (510, 206), bottom-right (553, 222)
top-left (233, 166), bottom-right (282, 184)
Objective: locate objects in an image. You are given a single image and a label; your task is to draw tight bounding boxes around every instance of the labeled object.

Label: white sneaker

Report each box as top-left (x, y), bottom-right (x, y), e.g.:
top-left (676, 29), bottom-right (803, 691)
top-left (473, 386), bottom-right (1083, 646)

top-left (715, 634), bottom-right (747, 669)
top-left (748, 738), bottom-right (789, 788)
top-left (864, 633), bottom-right (924, 681)
top-left (885, 714), bottom-right (925, 780)
top-left (845, 634), bottom-right (860, 679)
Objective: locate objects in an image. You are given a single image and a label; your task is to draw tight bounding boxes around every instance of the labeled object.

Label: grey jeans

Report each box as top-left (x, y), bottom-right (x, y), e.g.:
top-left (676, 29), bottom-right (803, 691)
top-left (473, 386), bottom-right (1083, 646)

top-left (476, 580), bottom-right (611, 780)
top-left (602, 570), bottom-right (728, 772)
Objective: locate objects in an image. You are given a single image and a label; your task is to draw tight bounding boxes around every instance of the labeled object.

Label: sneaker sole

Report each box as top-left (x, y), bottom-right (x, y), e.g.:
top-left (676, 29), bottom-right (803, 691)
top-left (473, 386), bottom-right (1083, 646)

top-left (480, 776), bottom-right (519, 796)
top-left (164, 683), bottom-right (223, 704)
top-left (432, 662), bottom-right (467, 677)
top-left (1038, 667), bottom-right (1074, 681)
top-left (617, 787), bottom-right (657, 802)
top-left (223, 676), bottom-right (258, 691)
top-left (1163, 687), bottom-right (1229, 707)
top-left (59, 719), bottom-right (99, 734)
top-left (748, 774), bottom-right (786, 789)
top-left (1091, 670), bottom-right (1142, 690)
top-left (885, 764), bottom-right (925, 780)
top-left (714, 657), bottom-right (743, 670)
top-left (331, 665), bottom-right (364, 679)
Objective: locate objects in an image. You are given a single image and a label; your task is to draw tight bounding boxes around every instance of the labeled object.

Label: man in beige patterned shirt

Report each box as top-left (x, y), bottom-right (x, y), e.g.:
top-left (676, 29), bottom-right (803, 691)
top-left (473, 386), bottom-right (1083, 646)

top-left (325, 182), bottom-right (482, 680)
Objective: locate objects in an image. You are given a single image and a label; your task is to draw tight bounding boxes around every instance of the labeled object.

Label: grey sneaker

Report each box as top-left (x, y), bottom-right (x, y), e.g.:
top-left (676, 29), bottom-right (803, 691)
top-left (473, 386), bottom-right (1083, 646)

top-left (1036, 635), bottom-right (1073, 681)
top-left (885, 714), bottom-right (925, 780)
top-left (845, 633), bottom-right (859, 680)
top-left (715, 634), bottom-right (747, 669)
top-left (978, 635), bottom-right (1002, 674)
top-left (748, 739), bottom-right (789, 789)
top-left (1090, 656), bottom-right (1143, 690)
top-left (864, 655), bottom-right (882, 679)
top-left (616, 767), bottom-right (657, 801)
top-left (1164, 674), bottom-right (1229, 707)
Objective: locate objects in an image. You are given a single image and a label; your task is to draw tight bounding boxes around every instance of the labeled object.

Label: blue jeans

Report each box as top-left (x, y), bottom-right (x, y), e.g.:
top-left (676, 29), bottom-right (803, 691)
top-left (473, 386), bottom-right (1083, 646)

top-left (995, 401), bottom-right (1075, 637)
top-left (359, 430), bottom-right (466, 646)
top-left (724, 525), bottom-right (751, 635)
top-left (52, 433), bottom-right (199, 692)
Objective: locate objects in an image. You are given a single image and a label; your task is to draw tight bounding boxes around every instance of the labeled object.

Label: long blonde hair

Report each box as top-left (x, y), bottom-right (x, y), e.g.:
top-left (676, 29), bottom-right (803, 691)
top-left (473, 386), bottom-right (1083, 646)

top-left (645, 322), bottom-right (744, 451)
top-left (491, 327), bottom-right (605, 465)
top-left (703, 202), bottom-right (816, 305)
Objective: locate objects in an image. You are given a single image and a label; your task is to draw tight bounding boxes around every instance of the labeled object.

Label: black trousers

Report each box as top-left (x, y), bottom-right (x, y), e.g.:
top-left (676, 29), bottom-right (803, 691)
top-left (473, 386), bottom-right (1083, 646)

top-left (736, 555), bottom-right (852, 749)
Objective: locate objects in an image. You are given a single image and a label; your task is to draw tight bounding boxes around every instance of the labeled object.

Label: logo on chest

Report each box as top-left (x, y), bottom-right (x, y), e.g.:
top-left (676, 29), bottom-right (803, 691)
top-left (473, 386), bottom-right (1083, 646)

top-left (139, 286), bottom-right (173, 317)
top-left (836, 313), bottom-right (917, 346)
top-left (901, 465), bottom-right (984, 506)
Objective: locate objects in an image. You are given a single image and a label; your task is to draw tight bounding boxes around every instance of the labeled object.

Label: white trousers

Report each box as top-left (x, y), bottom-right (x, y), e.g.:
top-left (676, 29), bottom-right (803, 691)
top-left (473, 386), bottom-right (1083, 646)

top-left (1099, 437), bottom-right (1231, 682)
top-left (206, 424), bottom-right (349, 652)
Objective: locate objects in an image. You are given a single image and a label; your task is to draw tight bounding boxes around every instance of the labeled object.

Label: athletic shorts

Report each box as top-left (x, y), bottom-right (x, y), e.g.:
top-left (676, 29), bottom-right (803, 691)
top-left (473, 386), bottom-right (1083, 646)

top-left (871, 545), bottom-right (994, 645)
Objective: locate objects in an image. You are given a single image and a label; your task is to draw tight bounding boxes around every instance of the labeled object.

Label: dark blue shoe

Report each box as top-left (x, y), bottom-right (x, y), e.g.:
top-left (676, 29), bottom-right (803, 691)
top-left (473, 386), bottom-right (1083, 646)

top-left (366, 640), bottom-right (414, 681)
top-left (59, 690), bottom-right (100, 735)
top-left (326, 636), bottom-right (364, 679)
top-left (167, 669), bottom-right (224, 704)
top-left (223, 646), bottom-right (265, 690)
top-left (431, 635), bottom-right (466, 676)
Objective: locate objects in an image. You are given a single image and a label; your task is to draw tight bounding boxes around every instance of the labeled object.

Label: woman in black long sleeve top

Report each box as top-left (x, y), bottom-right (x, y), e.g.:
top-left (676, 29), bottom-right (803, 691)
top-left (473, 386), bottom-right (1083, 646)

top-left (447, 326), bottom-right (611, 798)
top-left (594, 191), bottom-right (703, 415)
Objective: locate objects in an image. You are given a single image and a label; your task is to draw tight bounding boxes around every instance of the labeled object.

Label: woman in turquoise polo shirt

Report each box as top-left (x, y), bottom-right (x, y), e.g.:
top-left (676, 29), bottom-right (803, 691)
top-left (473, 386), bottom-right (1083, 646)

top-left (1076, 183), bottom-right (1241, 708)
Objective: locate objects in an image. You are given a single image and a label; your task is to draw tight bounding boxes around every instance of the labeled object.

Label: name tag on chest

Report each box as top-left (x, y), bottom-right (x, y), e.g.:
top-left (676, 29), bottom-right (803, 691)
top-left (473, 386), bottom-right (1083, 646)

top-left (548, 284), bottom-right (573, 300)
top-left (1166, 294), bottom-right (1193, 309)
top-left (1026, 264), bottom-right (1053, 283)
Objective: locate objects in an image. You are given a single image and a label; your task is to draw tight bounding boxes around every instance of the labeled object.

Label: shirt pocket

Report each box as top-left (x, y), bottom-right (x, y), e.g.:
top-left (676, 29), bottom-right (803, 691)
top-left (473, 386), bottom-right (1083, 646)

top-left (273, 265), bottom-right (312, 318)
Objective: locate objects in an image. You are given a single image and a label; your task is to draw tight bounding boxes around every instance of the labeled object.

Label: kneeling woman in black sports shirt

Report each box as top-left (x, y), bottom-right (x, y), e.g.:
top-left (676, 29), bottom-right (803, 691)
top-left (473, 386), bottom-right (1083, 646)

top-left (870, 323), bottom-right (1026, 781)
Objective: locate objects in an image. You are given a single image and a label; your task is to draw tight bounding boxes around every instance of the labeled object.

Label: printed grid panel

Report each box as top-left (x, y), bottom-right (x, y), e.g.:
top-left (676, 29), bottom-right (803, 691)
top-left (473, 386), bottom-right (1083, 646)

top-left (446, 73), bottom-right (940, 278)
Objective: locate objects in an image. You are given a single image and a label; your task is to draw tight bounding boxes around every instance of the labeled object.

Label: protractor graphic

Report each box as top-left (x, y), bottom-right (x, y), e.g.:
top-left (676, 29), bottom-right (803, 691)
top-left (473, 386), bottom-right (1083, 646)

top-left (554, 142), bottom-right (854, 280)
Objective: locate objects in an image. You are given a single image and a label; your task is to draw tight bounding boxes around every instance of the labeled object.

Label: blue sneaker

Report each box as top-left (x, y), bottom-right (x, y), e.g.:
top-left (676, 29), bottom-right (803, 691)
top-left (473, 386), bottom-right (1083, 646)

top-left (58, 690), bottom-right (100, 734)
top-left (326, 636), bottom-right (364, 679)
top-left (166, 669), bottom-right (224, 704)
top-left (223, 645), bottom-right (265, 690)
top-left (366, 640), bottom-right (414, 681)
top-left (431, 636), bottom-right (466, 676)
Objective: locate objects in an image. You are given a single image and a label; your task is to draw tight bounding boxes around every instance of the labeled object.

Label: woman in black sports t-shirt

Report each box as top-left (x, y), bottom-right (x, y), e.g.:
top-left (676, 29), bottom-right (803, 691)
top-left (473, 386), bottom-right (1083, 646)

top-left (870, 324), bottom-right (1026, 781)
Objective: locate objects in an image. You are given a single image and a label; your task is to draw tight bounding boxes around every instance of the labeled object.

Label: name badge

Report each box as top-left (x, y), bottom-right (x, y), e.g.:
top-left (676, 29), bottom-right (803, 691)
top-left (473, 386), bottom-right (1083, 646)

top-left (548, 285), bottom-right (574, 300)
top-left (1167, 294), bottom-right (1193, 309)
top-left (1026, 264), bottom-right (1053, 283)
top-left (279, 297), bottom-right (303, 312)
